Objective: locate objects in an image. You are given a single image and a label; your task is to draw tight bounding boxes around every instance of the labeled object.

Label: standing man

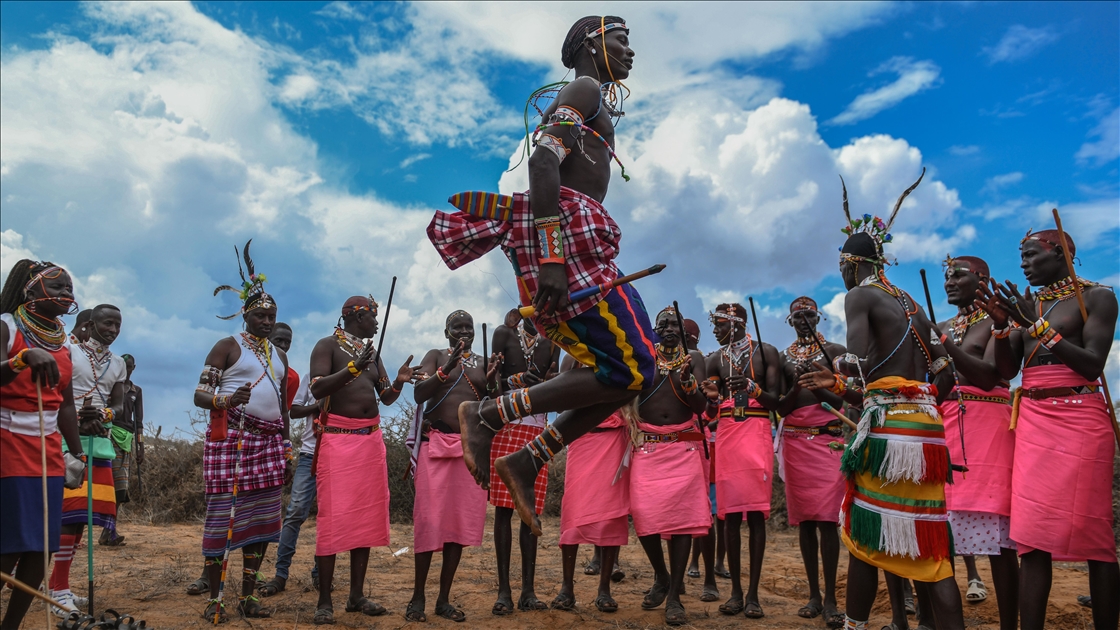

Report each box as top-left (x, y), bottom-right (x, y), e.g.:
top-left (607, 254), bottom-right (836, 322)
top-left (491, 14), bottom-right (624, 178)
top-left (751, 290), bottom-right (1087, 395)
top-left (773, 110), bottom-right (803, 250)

top-left (976, 229), bottom-right (1118, 630)
top-left (428, 16), bottom-right (658, 537)
top-left (99, 353), bottom-right (143, 547)
top-left (407, 311), bottom-right (494, 623)
top-left (776, 296), bottom-right (847, 627)
top-left (50, 303), bottom-right (127, 615)
top-left (1, 260), bottom-right (86, 630)
top-left (936, 255), bottom-right (1018, 629)
top-left (68, 309), bottom-right (91, 345)
top-left (486, 312), bottom-right (561, 614)
top-left (194, 244), bottom-right (292, 621)
top-left (259, 322), bottom-right (324, 598)
top-left (705, 303), bottom-right (781, 619)
top-left (307, 296), bottom-right (419, 624)
top-left (631, 307), bottom-right (716, 626)
top-left (800, 183), bottom-right (965, 630)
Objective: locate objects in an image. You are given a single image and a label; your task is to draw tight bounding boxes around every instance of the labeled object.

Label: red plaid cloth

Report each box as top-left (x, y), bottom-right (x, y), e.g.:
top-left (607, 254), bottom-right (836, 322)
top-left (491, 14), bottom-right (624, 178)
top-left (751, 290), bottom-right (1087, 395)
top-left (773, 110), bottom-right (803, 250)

top-left (203, 407), bottom-right (285, 495)
top-left (427, 186), bottom-right (621, 327)
top-left (489, 423), bottom-right (548, 514)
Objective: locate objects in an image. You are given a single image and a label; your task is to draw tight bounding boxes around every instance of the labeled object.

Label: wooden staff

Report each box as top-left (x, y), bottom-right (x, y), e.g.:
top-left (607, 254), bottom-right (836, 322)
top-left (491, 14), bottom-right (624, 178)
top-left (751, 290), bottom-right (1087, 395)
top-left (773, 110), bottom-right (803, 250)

top-left (213, 407), bottom-right (247, 624)
top-left (820, 402), bottom-right (859, 431)
top-left (482, 323), bottom-right (488, 372)
top-left (1052, 208), bottom-right (1120, 447)
top-left (374, 277), bottom-right (397, 366)
top-left (85, 423), bottom-right (94, 615)
top-left (0, 571), bottom-right (67, 611)
top-left (37, 382), bottom-right (51, 629)
top-left (518, 264), bottom-right (666, 318)
top-left (919, 269), bottom-right (938, 323)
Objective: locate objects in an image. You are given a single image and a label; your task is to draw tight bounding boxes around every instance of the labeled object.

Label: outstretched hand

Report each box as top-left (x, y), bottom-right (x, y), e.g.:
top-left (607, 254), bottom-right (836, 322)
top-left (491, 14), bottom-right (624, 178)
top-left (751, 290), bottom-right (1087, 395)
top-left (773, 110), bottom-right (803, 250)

top-left (396, 356), bottom-right (422, 388)
top-left (974, 278), bottom-right (1009, 327)
top-left (798, 361), bottom-right (836, 391)
top-left (442, 342), bottom-right (465, 375)
top-left (997, 280), bottom-right (1037, 328)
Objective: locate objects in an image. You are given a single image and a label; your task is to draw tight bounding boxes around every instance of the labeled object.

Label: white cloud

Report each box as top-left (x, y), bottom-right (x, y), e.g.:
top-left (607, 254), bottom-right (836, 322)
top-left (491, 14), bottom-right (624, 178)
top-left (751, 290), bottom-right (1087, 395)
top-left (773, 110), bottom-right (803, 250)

top-left (1034, 199), bottom-right (1120, 251)
top-left (829, 57), bottom-right (942, 126)
top-left (1075, 107), bottom-right (1119, 167)
top-left (821, 291), bottom-right (848, 343)
top-left (0, 229), bottom-right (38, 280)
top-left (948, 144), bottom-right (980, 156)
top-left (982, 25), bottom-right (1059, 64)
top-left (981, 171), bottom-right (1024, 195)
top-left (399, 153), bottom-right (431, 169)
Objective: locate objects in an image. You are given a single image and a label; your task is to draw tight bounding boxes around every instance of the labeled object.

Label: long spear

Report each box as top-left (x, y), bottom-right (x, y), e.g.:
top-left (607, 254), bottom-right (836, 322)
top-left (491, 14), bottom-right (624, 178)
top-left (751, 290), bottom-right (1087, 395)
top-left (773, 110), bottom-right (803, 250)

top-left (518, 264), bottom-right (665, 318)
top-left (1052, 208), bottom-right (1120, 447)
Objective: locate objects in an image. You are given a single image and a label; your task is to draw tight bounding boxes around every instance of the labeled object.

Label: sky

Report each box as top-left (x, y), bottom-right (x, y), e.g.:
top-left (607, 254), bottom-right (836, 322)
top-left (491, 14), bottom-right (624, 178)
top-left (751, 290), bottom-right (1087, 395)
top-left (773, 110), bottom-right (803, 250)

top-left (2, 1), bottom-right (1117, 436)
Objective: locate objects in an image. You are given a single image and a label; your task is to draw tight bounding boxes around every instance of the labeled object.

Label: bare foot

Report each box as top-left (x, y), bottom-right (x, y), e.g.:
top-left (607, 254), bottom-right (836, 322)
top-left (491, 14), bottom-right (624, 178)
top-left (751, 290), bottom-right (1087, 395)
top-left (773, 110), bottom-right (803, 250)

top-left (458, 401), bottom-right (495, 489)
top-left (494, 450), bottom-right (542, 536)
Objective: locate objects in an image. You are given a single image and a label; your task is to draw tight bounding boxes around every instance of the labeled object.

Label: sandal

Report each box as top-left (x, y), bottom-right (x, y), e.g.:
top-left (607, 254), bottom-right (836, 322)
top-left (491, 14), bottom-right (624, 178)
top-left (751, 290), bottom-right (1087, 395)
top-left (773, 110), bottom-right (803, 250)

top-left (584, 558), bottom-right (601, 575)
top-left (687, 568), bottom-right (701, 578)
top-left (611, 566), bottom-right (625, 583)
top-left (117, 616), bottom-right (147, 630)
top-left (700, 585), bottom-right (720, 602)
top-left (238, 594), bottom-right (271, 618)
top-left (825, 607), bottom-right (847, 628)
top-left (97, 610), bottom-right (122, 628)
top-left (202, 599), bottom-right (228, 624)
top-left (491, 595), bottom-right (514, 616)
top-left (57, 612), bottom-right (94, 630)
top-left (186, 576), bottom-right (210, 596)
top-left (799, 600), bottom-right (824, 619)
top-left (719, 595), bottom-right (744, 615)
top-left (258, 576), bottom-right (285, 598)
top-left (434, 602), bottom-right (466, 622)
top-left (642, 581), bottom-right (669, 610)
top-left (1078, 595), bottom-right (1092, 608)
top-left (550, 591), bottom-right (575, 611)
top-left (744, 601), bottom-right (765, 619)
top-left (517, 594), bottom-right (548, 611)
top-left (313, 606), bottom-right (334, 625)
top-left (665, 600), bottom-right (688, 626)
top-left (904, 595), bottom-right (916, 615)
top-left (345, 595), bottom-right (387, 617)
top-left (594, 594), bottom-right (618, 613)
top-left (714, 567), bottom-right (732, 579)
top-left (966, 578), bottom-right (988, 603)
top-left (404, 600), bottom-right (426, 622)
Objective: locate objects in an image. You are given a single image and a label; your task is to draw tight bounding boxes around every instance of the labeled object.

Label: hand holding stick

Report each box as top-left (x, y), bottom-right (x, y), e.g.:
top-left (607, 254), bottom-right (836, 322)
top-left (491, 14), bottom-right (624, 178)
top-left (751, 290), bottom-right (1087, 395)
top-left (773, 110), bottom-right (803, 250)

top-left (519, 264), bottom-right (666, 318)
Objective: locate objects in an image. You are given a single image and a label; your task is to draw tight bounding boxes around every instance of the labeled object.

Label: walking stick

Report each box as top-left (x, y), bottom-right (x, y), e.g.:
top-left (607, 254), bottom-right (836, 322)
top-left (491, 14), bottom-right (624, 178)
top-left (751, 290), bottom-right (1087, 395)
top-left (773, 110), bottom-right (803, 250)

top-left (1052, 208), bottom-right (1120, 448)
top-left (374, 277), bottom-right (397, 366)
top-left (1, 572), bottom-right (68, 611)
top-left (672, 301), bottom-right (709, 460)
top-left (86, 424), bottom-right (94, 615)
top-left (921, 268), bottom-right (969, 474)
top-left (36, 381), bottom-right (51, 629)
top-left (748, 297), bottom-right (777, 425)
top-left (213, 406), bottom-right (247, 625)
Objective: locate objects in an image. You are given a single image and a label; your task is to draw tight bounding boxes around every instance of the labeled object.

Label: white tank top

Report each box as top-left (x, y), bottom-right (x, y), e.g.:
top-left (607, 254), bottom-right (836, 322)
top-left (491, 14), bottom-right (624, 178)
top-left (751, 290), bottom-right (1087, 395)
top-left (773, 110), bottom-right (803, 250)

top-left (217, 335), bottom-right (283, 420)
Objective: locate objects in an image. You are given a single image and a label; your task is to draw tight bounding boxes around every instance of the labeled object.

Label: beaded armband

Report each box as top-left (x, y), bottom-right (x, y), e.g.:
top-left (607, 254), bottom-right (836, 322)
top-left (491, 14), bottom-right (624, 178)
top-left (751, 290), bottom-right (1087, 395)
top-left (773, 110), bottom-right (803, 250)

top-left (991, 323), bottom-right (1012, 339)
top-left (347, 361), bottom-right (362, 377)
top-left (536, 133), bottom-right (569, 164)
top-left (507, 372), bottom-right (526, 390)
top-left (1038, 327), bottom-right (1062, 349)
top-left (1027, 318), bottom-right (1051, 339)
top-left (681, 375), bottom-right (698, 395)
top-left (7, 348), bottom-right (28, 373)
top-left (535, 216), bottom-right (564, 265)
top-left (930, 355), bottom-right (953, 375)
top-left (213, 395), bottom-right (232, 410)
top-left (196, 365), bottom-right (223, 395)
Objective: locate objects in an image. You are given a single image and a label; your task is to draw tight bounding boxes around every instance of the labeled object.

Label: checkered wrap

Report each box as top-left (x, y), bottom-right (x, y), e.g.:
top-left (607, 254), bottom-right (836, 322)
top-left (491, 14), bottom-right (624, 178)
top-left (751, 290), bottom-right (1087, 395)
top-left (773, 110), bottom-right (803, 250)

top-left (427, 186), bottom-right (621, 327)
top-left (489, 423), bottom-right (548, 514)
top-left (203, 407), bottom-right (285, 495)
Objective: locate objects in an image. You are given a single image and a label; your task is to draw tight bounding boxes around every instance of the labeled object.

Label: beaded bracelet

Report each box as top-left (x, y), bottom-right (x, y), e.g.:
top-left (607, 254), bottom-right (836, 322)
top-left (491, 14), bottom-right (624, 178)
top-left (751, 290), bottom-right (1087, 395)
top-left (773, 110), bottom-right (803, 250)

top-left (1039, 327), bottom-right (1062, 349)
top-left (681, 375), bottom-right (698, 395)
top-left (347, 361), bottom-right (362, 377)
top-left (1027, 318), bottom-right (1050, 339)
top-left (829, 375), bottom-right (847, 395)
top-left (213, 395), bottom-right (232, 410)
top-left (436, 367), bottom-right (448, 383)
top-left (991, 323), bottom-right (1012, 339)
top-left (930, 356), bottom-right (952, 375)
top-left (99, 408), bottom-right (115, 423)
top-left (391, 380), bottom-right (403, 393)
top-left (7, 349), bottom-right (29, 373)
top-left (744, 379), bottom-right (762, 399)
top-left (535, 216), bottom-right (564, 264)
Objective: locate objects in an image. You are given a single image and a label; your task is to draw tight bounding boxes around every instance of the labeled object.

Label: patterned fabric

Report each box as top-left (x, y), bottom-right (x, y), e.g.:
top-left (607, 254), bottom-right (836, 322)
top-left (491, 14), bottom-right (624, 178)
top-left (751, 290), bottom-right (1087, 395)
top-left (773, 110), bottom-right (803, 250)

top-left (840, 377), bottom-right (953, 583)
top-left (201, 486), bottom-right (283, 556)
top-left (61, 458), bottom-right (116, 529)
top-left (427, 186), bottom-right (622, 327)
top-left (0, 313), bottom-right (72, 413)
top-left (544, 284), bottom-right (657, 391)
top-left (112, 441), bottom-right (131, 504)
top-left (203, 407), bottom-right (285, 495)
top-left (489, 423), bottom-right (548, 514)
top-left (949, 510), bottom-right (1014, 555)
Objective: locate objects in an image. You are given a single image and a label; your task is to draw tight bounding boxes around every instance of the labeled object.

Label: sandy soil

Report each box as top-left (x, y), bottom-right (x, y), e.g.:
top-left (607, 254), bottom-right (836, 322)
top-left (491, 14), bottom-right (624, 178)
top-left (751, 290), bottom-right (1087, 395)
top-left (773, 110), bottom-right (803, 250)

top-left (3, 511), bottom-right (1101, 630)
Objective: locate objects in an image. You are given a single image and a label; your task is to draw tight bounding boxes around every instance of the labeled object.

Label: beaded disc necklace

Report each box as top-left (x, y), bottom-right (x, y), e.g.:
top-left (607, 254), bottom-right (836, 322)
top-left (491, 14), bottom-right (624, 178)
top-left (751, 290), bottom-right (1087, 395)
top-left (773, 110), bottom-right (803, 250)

top-left (785, 333), bottom-right (827, 366)
top-left (1037, 276), bottom-right (1100, 302)
top-left (517, 321), bottom-right (538, 370)
top-left (334, 327), bottom-right (365, 357)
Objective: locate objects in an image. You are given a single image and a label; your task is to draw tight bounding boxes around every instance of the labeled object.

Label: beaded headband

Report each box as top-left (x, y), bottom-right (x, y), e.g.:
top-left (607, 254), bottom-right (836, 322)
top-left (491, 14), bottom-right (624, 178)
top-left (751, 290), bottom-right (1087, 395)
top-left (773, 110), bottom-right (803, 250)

top-left (942, 254), bottom-right (989, 279)
top-left (838, 168), bottom-right (925, 266)
top-left (1019, 229), bottom-right (1062, 252)
top-left (342, 295), bottom-right (378, 316)
top-left (445, 309), bottom-right (471, 328)
top-left (25, 264), bottom-right (65, 292)
top-left (708, 305), bottom-right (746, 325)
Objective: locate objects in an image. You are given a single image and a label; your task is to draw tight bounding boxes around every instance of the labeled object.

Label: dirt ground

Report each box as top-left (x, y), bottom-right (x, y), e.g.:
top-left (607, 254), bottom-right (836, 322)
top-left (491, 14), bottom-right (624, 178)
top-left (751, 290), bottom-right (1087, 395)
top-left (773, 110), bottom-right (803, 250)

top-left (2, 512), bottom-right (1101, 630)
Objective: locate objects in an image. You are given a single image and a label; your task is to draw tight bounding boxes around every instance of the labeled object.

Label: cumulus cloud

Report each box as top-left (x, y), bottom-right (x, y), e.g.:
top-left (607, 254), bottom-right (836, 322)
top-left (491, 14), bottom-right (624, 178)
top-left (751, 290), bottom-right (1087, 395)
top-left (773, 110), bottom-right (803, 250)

top-left (1075, 107), bottom-right (1119, 167)
top-left (829, 57), bottom-right (942, 126)
top-left (1033, 199), bottom-right (1120, 251)
top-left (981, 171), bottom-right (1024, 195)
top-left (982, 25), bottom-right (1059, 64)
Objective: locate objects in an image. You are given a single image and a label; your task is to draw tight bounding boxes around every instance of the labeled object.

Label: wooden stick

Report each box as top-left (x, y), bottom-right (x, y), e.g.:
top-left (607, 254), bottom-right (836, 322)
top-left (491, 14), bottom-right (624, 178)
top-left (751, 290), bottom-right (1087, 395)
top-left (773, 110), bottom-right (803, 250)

top-left (1052, 208), bottom-right (1120, 448)
top-left (519, 264), bottom-right (666, 318)
top-left (919, 269), bottom-right (938, 323)
top-left (820, 402), bottom-right (859, 431)
top-left (86, 423), bottom-right (94, 615)
top-left (374, 277), bottom-right (398, 365)
top-left (0, 571), bottom-right (67, 611)
top-left (37, 382), bottom-right (51, 629)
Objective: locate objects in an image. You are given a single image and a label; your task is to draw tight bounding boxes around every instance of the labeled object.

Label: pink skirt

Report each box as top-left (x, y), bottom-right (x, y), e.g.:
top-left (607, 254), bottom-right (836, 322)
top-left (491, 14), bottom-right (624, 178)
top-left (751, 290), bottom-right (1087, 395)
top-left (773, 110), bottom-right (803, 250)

top-left (941, 386), bottom-right (1014, 516)
top-left (315, 414), bottom-right (390, 556)
top-left (412, 431), bottom-right (487, 554)
top-left (778, 405), bottom-right (845, 525)
top-left (630, 420), bottom-right (710, 538)
top-left (560, 414), bottom-right (630, 546)
top-left (1011, 366), bottom-right (1115, 562)
top-left (715, 402), bottom-right (773, 518)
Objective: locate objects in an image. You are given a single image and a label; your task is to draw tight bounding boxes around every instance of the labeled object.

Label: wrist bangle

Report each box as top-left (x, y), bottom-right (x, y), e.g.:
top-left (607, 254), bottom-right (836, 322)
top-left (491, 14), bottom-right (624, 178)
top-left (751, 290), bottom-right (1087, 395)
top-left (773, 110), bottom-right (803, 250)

top-left (991, 323), bottom-right (1012, 339)
top-left (391, 380), bottom-right (403, 393)
top-left (1039, 327), bottom-right (1062, 349)
top-left (1027, 318), bottom-right (1050, 339)
top-left (347, 361), bottom-right (362, 377)
top-left (8, 349), bottom-right (29, 373)
top-left (213, 395), bottom-right (231, 410)
top-left (535, 216), bottom-right (564, 264)
top-left (829, 375), bottom-right (847, 395)
top-left (436, 367), bottom-right (448, 383)
top-left (745, 379), bottom-right (762, 399)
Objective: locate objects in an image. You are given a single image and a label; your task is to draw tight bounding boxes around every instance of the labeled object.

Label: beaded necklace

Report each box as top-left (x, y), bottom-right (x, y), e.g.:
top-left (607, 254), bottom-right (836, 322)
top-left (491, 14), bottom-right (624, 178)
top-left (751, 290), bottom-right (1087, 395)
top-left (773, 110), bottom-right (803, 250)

top-left (14, 304), bottom-right (66, 351)
top-left (75, 339), bottom-right (113, 402)
top-left (517, 321), bottom-right (538, 369)
top-left (785, 333), bottom-right (828, 366)
top-left (949, 306), bottom-right (987, 346)
top-left (719, 335), bottom-right (754, 372)
top-left (532, 121), bottom-right (630, 182)
top-left (655, 343), bottom-right (689, 374)
top-left (239, 332), bottom-right (275, 390)
top-left (334, 327), bottom-right (365, 358)
top-left (1037, 276), bottom-right (1100, 302)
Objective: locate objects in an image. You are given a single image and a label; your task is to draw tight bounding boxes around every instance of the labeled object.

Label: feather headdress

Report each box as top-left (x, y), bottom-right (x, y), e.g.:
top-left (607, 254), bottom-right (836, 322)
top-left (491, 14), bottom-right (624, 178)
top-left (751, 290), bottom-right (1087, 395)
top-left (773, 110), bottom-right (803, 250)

top-left (213, 239), bottom-right (275, 320)
top-left (839, 168), bottom-right (925, 265)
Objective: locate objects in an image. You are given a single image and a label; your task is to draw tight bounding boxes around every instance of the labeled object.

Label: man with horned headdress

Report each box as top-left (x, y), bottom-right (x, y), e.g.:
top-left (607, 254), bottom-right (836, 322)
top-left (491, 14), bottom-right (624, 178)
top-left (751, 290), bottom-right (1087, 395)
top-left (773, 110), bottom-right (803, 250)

top-left (703, 302), bottom-right (781, 619)
top-left (774, 296), bottom-right (848, 627)
top-left (427, 16), bottom-right (656, 540)
top-left (306, 295), bottom-right (420, 624)
top-left (193, 241), bottom-right (292, 621)
top-left (800, 171), bottom-right (967, 630)
top-left (933, 255), bottom-right (1019, 628)
top-left (486, 310), bottom-right (561, 614)
top-left (975, 229), bottom-right (1118, 630)
top-left (405, 310), bottom-right (497, 623)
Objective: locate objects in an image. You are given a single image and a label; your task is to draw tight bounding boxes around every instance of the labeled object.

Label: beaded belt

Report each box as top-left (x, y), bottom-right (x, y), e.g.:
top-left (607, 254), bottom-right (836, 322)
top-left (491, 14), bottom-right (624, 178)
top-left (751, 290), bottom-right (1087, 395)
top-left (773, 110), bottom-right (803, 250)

top-left (959, 393), bottom-right (1011, 405)
top-left (1022, 385), bottom-right (1098, 401)
top-left (228, 420), bottom-right (279, 436)
top-left (321, 424), bottom-right (379, 435)
top-left (718, 407), bottom-right (770, 420)
top-left (640, 430), bottom-right (704, 444)
top-left (782, 421), bottom-right (843, 437)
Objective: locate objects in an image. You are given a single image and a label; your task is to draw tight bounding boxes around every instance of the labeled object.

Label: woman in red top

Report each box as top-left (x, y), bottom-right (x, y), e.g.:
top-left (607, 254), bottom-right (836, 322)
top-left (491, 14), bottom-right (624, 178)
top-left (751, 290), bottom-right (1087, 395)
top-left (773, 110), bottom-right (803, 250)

top-left (1, 259), bottom-right (85, 629)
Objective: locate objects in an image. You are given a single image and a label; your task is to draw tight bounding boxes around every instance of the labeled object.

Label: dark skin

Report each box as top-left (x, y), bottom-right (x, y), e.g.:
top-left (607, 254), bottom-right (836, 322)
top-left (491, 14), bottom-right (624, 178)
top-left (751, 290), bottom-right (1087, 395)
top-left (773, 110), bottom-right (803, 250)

top-left (0, 273), bottom-right (84, 630)
top-left (703, 314), bottom-right (781, 616)
top-left (459, 29), bottom-right (638, 537)
top-left (307, 305), bottom-right (420, 617)
top-left (975, 240), bottom-right (1119, 630)
top-left (193, 305), bottom-right (291, 615)
top-left (938, 264), bottom-right (1020, 630)
top-left (486, 318), bottom-right (559, 612)
top-left (801, 260), bottom-right (962, 629)
top-left (637, 316), bottom-right (715, 625)
top-left (778, 308), bottom-right (846, 624)
top-left (410, 313), bottom-right (499, 621)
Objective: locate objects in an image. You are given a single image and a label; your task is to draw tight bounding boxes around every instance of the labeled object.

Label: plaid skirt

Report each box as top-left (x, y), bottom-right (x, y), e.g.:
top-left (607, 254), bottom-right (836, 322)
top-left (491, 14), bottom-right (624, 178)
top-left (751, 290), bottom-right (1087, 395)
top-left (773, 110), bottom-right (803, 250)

top-left (489, 423), bottom-right (548, 514)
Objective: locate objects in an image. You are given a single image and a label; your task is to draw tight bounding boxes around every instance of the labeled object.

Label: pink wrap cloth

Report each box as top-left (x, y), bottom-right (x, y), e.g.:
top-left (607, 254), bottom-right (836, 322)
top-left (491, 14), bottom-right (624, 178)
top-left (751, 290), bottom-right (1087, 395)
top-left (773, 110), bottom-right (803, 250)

top-left (715, 400), bottom-right (773, 518)
top-left (412, 430), bottom-right (487, 554)
top-left (1011, 365), bottom-right (1116, 562)
top-left (629, 418), bottom-right (710, 538)
top-left (777, 405), bottom-right (845, 525)
top-left (315, 413), bottom-right (390, 556)
top-left (941, 386), bottom-right (1014, 515)
top-left (560, 413), bottom-right (630, 546)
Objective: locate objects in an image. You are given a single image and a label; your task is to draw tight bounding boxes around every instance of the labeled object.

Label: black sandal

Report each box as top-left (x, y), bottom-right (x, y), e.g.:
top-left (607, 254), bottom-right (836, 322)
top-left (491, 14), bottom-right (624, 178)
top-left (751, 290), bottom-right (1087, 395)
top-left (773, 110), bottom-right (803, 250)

top-left (491, 595), bottom-right (514, 616)
top-left (594, 594), bottom-right (618, 613)
top-left (313, 606), bottom-right (334, 625)
top-left (550, 591), bottom-right (575, 611)
top-left (434, 602), bottom-right (466, 622)
top-left (345, 595), bottom-right (387, 617)
top-left (517, 594), bottom-right (548, 611)
top-left (584, 558), bottom-right (601, 575)
top-left (186, 576), bottom-right (210, 596)
top-left (611, 566), bottom-right (625, 583)
top-left (719, 595), bottom-right (745, 615)
top-left (799, 600), bottom-right (824, 619)
top-left (665, 601), bottom-right (688, 626)
top-left (238, 595), bottom-right (271, 618)
top-left (404, 600), bottom-right (426, 622)
top-left (700, 585), bottom-right (720, 602)
top-left (825, 609), bottom-right (847, 629)
top-left (57, 612), bottom-right (94, 630)
top-left (744, 601), bottom-right (765, 619)
top-left (642, 581), bottom-right (669, 610)
top-left (258, 577), bottom-right (285, 597)
top-left (686, 568), bottom-right (701, 578)
top-left (202, 599), bottom-right (227, 624)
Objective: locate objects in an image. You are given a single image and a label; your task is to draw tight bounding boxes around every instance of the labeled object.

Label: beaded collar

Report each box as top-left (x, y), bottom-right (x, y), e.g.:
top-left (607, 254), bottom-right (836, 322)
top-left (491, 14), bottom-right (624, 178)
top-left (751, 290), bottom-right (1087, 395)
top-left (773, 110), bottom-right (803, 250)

top-left (719, 334), bottom-right (755, 372)
top-left (517, 320), bottom-right (538, 368)
top-left (655, 343), bottom-right (689, 374)
top-left (785, 333), bottom-right (827, 365)
top-left (334, 327), bottom-right (365, 357)
top-left (78, 338), bottom-right (113, 365)
top-left (1036, 276), bottom-right (1100, 302)
top-left (949, 306), bottom-right (987, 345)
top-left (15, 304), bottom-right (66, 351)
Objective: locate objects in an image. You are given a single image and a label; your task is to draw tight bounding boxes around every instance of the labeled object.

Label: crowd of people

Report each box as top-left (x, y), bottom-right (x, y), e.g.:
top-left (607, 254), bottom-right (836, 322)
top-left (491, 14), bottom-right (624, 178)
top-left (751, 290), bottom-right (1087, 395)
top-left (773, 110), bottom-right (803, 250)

top-left (1, 12), bottom-right (1117, 630)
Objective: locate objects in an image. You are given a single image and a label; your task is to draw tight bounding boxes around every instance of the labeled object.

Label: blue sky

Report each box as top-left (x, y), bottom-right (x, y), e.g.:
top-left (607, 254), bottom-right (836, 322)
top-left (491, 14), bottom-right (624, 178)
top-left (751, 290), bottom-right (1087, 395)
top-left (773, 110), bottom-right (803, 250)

top-left (2, 2), bottom-right (1117, 435)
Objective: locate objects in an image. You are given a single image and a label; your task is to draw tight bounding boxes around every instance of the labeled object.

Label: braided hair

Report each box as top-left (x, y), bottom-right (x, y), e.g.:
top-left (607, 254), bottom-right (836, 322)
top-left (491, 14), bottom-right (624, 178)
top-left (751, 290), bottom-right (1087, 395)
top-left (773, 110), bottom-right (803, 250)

top-left (1, 259), bottom-right (64, 315)
top-left (561, 15), bottom-right (626, 68)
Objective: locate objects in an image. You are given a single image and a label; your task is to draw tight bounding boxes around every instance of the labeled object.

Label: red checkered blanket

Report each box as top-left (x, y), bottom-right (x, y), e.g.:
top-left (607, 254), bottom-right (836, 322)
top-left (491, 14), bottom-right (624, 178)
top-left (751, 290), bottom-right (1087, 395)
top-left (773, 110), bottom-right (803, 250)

top-left (489, 423), bottom-right (548, 515)
top-left (203, 408), bottom-right (285, 495)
